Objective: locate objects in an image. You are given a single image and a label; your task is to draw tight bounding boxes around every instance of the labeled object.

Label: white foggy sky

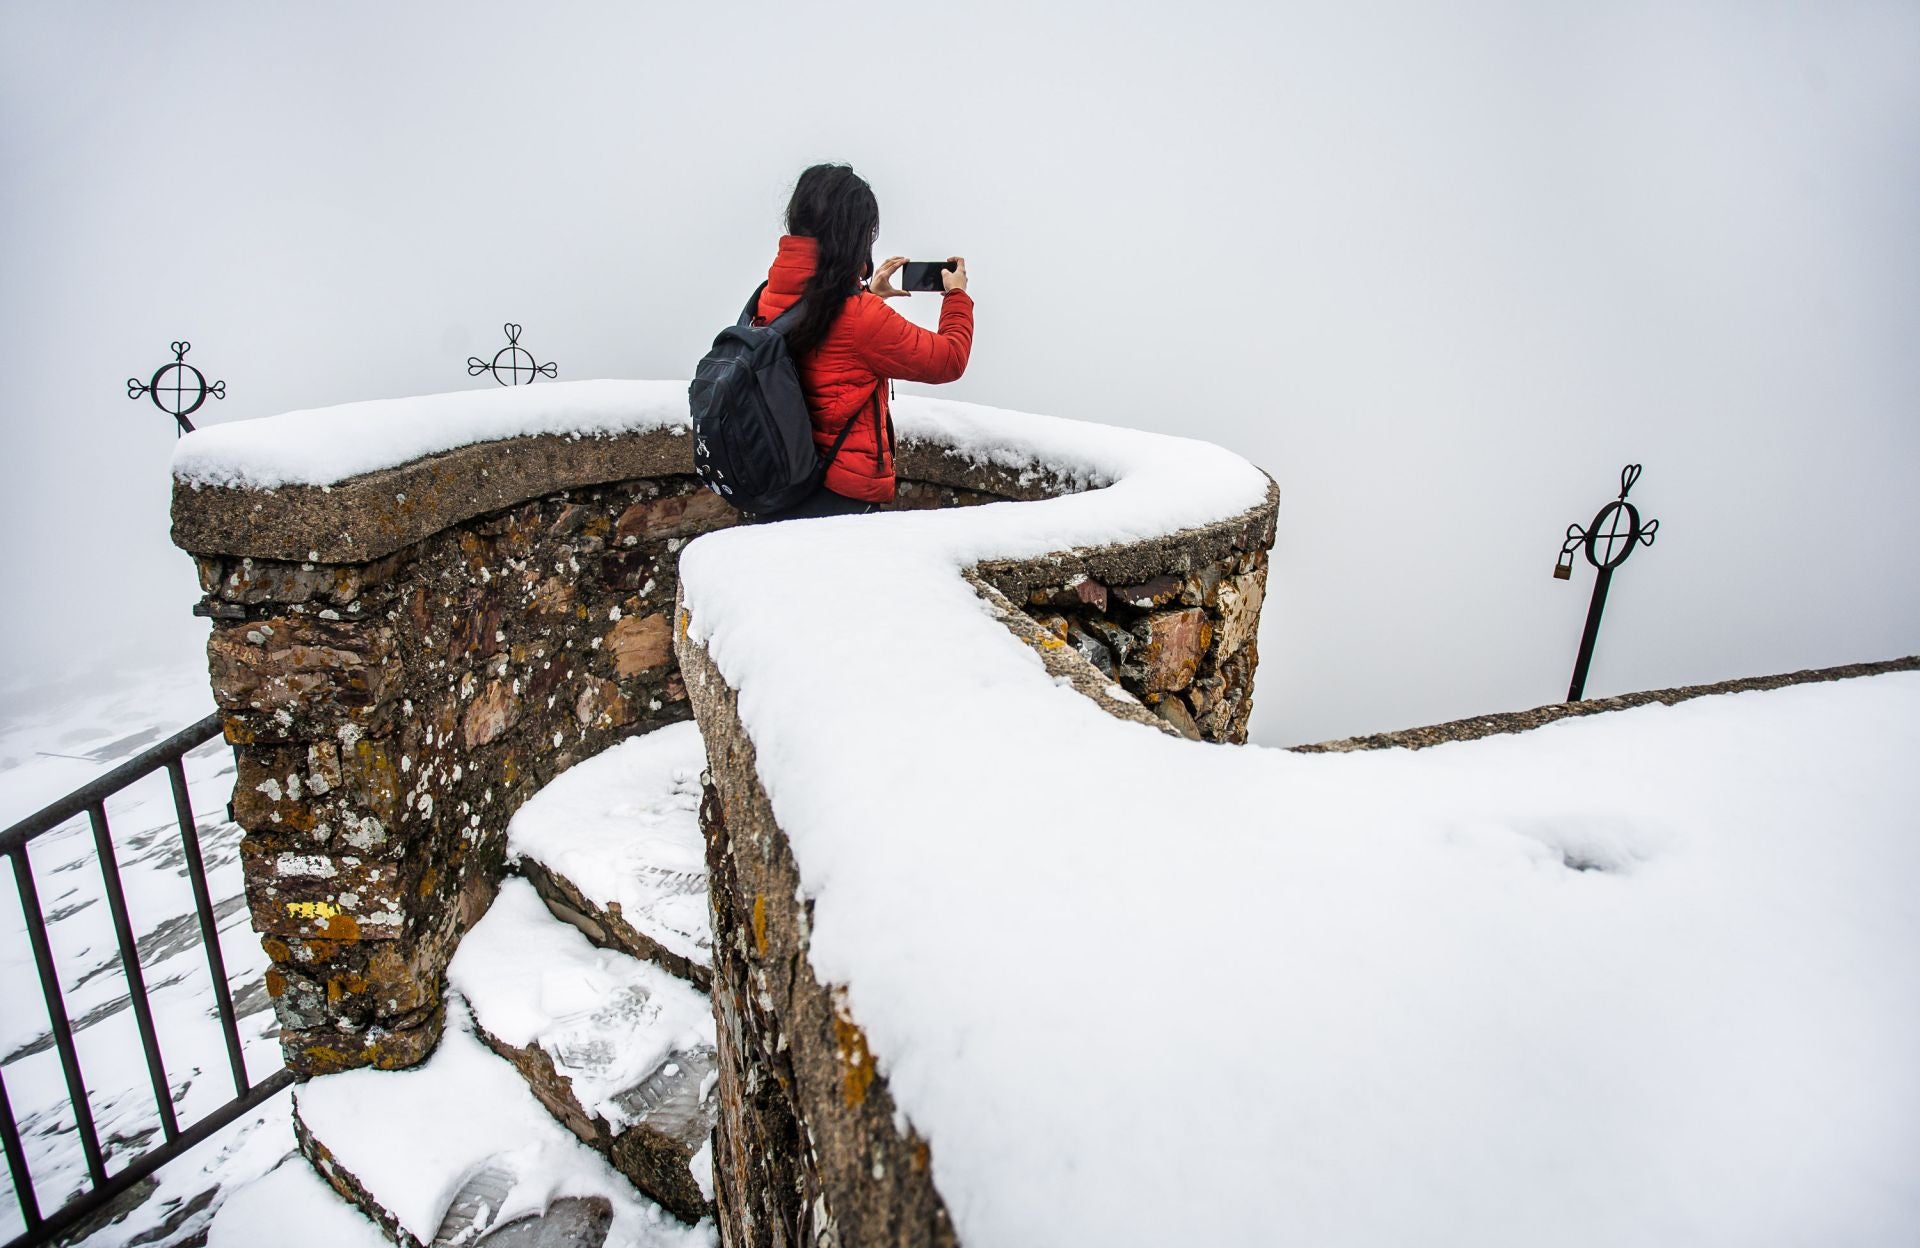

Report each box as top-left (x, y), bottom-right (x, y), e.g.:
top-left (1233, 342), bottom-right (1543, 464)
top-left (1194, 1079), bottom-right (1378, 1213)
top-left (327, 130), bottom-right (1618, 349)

top-left (2, 0), bottom-right (1915, 746)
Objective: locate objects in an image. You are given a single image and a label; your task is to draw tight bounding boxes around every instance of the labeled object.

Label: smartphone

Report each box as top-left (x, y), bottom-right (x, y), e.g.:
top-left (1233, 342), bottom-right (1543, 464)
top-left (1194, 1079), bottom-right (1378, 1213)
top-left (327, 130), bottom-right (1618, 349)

top-left (898, 260), bottom-right (956, 293)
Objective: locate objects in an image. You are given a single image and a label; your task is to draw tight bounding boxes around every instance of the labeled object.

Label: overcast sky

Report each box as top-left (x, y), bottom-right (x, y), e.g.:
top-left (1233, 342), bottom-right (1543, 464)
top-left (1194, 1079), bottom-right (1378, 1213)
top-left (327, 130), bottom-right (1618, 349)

top-left (2, 0), bottom-right (1915, 746)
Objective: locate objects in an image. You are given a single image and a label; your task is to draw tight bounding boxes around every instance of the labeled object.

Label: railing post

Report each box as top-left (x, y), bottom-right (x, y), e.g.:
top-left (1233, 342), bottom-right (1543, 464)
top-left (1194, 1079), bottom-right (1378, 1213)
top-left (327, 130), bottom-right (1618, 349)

top-left (87, 802), bottom-right (181, 1142)
top-left (166, 756), bottom-right (252, 1098)
top-left (8, 844), bottom-right (107, 1188)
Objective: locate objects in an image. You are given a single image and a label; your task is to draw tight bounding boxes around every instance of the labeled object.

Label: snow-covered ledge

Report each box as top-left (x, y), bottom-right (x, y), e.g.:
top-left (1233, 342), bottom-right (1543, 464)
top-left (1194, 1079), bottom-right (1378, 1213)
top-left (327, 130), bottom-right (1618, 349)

top-left (168, 381), bottom-right (1276, 1083)
top-left (668, 452), bottom-right (1918, 1243)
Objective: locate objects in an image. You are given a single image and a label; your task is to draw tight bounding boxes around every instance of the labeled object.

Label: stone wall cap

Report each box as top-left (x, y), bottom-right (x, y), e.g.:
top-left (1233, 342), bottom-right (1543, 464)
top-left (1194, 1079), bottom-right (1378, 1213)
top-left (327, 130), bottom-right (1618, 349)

top-left (171, 379), bottom-right (693, 491)
top-left (170, 385), bottom-right (1279, 563)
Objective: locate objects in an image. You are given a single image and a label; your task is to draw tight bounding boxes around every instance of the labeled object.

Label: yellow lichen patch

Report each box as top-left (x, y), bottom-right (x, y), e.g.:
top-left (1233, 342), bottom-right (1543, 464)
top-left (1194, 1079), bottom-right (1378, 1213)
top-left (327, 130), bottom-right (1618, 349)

top-left (835, 1012), bottom-right (875, 1109)
top-left (261, 936), bottom-right (292, 963)
top-left (319, 912), bottom-right (361, 941)
top-left (222, 717), bottom-right (255, 745)
top-left (326, 971), bottom-right (371, 1005)
top-left (288, 900), bottom-right (341, 920)
top-left (1036, 635), bottom-right (1066, 650)
top-left (752, 893), bottom-right (769, 956)
top-left (677, 609), bottom-right (690, 641)
top-left (264, 968), bottom-right (287, 998)
top-left (418, 866), bottom-right (440, 898)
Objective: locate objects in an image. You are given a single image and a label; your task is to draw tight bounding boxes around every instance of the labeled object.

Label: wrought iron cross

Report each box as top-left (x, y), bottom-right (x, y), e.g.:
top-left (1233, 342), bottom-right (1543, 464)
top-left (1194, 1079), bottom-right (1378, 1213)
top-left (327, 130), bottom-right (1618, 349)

top-left (127, 340), bottom-right (225, 435)
top-left (467, 323), bottom-right (558, 386)
top-left (1555, 464), bottom-right (1660, 701)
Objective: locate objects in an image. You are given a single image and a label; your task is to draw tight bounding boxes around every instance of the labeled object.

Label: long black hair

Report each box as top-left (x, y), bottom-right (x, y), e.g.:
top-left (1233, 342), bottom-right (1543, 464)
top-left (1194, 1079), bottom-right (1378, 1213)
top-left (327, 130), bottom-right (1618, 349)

top-left (781, 163), bottom-right (878, 356)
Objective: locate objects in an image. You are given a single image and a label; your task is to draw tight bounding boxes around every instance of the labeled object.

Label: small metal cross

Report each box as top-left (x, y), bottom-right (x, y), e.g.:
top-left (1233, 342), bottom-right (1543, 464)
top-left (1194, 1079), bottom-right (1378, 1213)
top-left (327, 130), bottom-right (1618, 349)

top-left (467, 323), bottom-right (558, 386)
top-left (127, 341), bottom-right (225, 435)
top-left (1555, 464), bottom-right (1660, 701)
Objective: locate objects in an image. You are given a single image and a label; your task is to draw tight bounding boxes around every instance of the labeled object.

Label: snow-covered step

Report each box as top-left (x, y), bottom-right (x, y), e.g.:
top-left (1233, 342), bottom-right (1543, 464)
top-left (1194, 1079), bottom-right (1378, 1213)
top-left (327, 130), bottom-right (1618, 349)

top-left (449, 876), bottom-right (719, 1226)
top-left (207, 1154), bottom-right (391, 1248)
top-left (508, 721), bottom-right (713, 989)
top-left (293, 999), bottom-right (713, 1248)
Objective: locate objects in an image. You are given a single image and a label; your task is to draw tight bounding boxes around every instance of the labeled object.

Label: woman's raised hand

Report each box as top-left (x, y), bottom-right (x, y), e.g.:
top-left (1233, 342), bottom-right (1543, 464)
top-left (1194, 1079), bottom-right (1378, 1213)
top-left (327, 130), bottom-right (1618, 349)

top-left (868, 256), bottom-right (909, 299)
top-left (942, 256), bottom-right (968, 293)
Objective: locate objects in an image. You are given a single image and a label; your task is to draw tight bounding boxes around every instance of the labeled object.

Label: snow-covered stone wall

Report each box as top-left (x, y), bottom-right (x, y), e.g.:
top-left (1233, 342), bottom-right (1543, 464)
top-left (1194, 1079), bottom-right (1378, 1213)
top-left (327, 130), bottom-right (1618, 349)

top-left (168, 382), bottom-right (1277, 1082)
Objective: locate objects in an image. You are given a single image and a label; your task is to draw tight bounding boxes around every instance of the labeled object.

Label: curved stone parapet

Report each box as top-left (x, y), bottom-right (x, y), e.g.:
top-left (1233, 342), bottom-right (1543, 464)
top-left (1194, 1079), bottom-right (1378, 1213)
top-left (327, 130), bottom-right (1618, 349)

top-left (170, 378), bottom-right (1914, 1246)
top-left (664, 402), bottom-right (1277, 1245)
top-left (169, 382), bottom-right (1276, 1099)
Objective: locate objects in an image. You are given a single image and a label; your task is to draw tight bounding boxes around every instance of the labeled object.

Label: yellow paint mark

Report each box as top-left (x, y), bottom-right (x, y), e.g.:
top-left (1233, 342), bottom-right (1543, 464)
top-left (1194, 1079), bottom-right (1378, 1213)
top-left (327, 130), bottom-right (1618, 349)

top-left (677, 609), bottom-right (690, 642)
top-left (287, 900), bottom-right (341, 920)
top-left (751, 894), bottom-right (768, 956)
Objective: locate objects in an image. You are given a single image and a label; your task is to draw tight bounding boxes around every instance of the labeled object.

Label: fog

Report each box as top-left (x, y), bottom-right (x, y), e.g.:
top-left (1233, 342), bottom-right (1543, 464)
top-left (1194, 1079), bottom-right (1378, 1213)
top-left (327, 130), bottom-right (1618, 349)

top-left (3, 1), bottom-right (1915, 746)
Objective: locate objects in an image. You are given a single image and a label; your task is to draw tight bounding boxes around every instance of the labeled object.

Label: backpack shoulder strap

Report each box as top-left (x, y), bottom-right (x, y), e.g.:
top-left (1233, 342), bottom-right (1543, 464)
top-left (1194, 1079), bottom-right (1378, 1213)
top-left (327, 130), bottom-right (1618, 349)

top-left (740, 281), bottom-right (806, 334)
top-left (820, 387), bottom-right (883, 469)
top-left (738, 282), bottom-right (768, 326)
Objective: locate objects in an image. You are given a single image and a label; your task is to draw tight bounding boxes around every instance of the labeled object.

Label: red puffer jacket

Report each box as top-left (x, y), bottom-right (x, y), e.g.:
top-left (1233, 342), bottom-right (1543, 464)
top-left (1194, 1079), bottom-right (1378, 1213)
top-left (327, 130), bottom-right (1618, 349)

top-left (754, 235), bottom-right (974, 502)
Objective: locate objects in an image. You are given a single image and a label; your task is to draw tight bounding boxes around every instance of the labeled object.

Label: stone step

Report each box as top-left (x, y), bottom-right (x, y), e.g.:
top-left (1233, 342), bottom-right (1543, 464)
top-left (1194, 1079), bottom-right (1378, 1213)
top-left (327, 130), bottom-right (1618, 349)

top-left (293, 996), bottom-right (712, 1248)
top-left (449, 876), bottom-right (720, 1226)
top-left (508, 720), bottom-right (713, 990)
top-left (206, 1154), bottom-right (392, 1248)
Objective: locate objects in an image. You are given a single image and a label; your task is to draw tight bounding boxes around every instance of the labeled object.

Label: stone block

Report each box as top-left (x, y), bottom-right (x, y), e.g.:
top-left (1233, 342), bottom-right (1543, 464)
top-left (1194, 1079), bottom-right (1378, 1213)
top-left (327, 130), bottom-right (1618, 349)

top-left (616, 491), bottom-right (736, 543)
top-left (206, 616), bottom-right (399, 727)
top-left (1214, 568), bottom-right (1266, 662)
top-left (574, 676), bottom-right (633, 730)
top-left (1110, 573), bottom-right (1182, 609)
top-left (1135, 607), bottom-right (1213, 693)
top-left (462, 679), bottom-right (521, 748)
top-left (1026, 574), bottom-right (1108, 613)
top-left (1153, 693), bottom-right (1202, 740)
top-left (606, 612), bottom-right (673, 677)
top-left (527, 574), bottom-right (575, 615)
top-left (241, 836), bottom-right (414, 942)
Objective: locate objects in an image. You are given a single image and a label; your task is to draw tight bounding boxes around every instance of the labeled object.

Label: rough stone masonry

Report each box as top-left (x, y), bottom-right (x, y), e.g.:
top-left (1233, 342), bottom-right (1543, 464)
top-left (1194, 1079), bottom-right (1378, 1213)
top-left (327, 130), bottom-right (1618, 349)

top-left (173, 427), bottom-right (1277, 1212)
top-left (184, 473), bottom-right (732, 1075)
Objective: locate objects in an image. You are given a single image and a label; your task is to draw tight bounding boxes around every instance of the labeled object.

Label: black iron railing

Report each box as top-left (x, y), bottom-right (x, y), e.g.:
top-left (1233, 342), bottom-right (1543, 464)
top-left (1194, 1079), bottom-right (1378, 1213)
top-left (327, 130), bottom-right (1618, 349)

top-left (1, 713), bottom-right (290, 1248)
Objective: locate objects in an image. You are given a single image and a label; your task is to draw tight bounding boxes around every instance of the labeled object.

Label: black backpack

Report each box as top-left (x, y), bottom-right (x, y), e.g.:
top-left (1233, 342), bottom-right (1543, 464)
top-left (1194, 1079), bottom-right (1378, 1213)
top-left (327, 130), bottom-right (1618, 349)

top-left (689, 282), bottom-right (877, 516)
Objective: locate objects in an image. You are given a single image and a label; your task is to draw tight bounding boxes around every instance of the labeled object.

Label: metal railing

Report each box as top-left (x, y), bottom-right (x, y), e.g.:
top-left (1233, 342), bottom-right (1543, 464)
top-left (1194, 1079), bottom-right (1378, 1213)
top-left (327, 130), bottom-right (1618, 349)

top-left (1, 713), bottom-right (290, 1248)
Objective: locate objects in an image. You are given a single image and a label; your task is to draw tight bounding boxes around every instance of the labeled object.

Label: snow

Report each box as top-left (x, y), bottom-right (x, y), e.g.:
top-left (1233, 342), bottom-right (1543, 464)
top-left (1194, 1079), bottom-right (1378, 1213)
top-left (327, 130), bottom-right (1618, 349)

top-left (448, 877), bottom-right (714, 1132)
top-left (505, 721), bottom-right (711, 970)
top-left (293, 1000), bottom-right (712, 1247)
top-left (165, 381), bottom-right (1270, 542)
top-left (106, 377), bottom-right (1920, 1241)
top-left (0, 672), bottom-right (281, 1246)
top-left (76, 1088), bottom-right (294, 1248)
top-left (665, 400), bottom-right (1920, 1243)
top-left (170, 379), bottom-right (691, 489)
top-left (688, 1137), bottom-right (712, 1204)
top-left (205, 1152), bottom-right (388, 1248)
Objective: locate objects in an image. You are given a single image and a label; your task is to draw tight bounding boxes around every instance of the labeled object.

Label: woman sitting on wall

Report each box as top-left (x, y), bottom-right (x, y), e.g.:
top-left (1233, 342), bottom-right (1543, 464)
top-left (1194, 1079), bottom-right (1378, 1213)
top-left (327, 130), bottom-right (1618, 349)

top-left (749, 163), bottom-right (973, 522)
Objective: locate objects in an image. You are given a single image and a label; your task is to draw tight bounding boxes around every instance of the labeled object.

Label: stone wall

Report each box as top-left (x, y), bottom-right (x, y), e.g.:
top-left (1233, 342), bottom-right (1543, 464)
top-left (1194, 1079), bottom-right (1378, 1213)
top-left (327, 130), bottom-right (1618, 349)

top-left (677, 487), bottom-right (1280, 1246)
top-left (181, 468), bottom-right (733, 1074)
top-left (175, 420), bottom-right (1278, 1244)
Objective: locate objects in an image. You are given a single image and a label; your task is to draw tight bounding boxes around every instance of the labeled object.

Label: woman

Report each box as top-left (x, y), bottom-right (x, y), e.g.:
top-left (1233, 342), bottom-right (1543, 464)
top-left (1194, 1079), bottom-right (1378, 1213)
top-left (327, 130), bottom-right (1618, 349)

top-left (749, 163), bottom-right (973, 521)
